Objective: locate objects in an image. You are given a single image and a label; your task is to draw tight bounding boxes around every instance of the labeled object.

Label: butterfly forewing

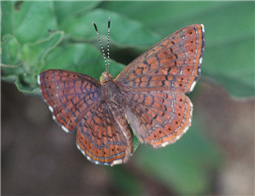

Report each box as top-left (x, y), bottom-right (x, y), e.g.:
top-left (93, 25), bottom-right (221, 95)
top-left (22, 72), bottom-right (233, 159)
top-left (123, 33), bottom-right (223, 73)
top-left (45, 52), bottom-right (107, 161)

top-left (38, 70), bottom-right (101, 132)
top-left (116, 24), bottom-right (204, 93)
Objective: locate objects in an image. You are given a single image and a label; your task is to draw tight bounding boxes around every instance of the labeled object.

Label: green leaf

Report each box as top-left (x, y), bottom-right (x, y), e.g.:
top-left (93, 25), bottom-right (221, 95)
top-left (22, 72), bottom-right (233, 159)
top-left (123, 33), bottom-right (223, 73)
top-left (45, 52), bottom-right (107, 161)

top-left (204, 35), bottom-right (254, 97)
top-left (1, 34), bottom-right (22, 68)
top-left (107, 165), bottom-right (144, 195)
top-left (53, 1), bottom-right (101, 25)
top-left (59, 9), bottom-right (161, 48)
top-left (100, 2), bottom-right (216, 36)
top-left (1, 74), bottom-right (17, 83)
top-left (21, 31), bottom-right (64, 88)
top-left (1, 1), bottom-right (57, 45)
top-left (2, 32), bottom-right (64, 93)
top-left (1, 1), bottom-right (13, 37)
top-left (43, 43), bottom-right (125, 80)
top-left (22, 32), bottom-right (64, 70)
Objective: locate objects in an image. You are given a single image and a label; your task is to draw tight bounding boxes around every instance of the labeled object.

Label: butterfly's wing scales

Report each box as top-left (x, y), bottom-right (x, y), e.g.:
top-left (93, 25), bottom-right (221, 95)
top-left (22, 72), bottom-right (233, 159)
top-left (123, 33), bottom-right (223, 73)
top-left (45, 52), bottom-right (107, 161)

top-left (76, 100), bottom-right (133, 166)
top-left (115, 25), bottom-right (204, 148)
top-left (116, 24), bottom-right (204, 93)
top-left (124, 90), bottom-right (192, 148)
top-left (39, 70), bottom-right (132, 166)
top-left (38, 70), bottom-right (101, 132)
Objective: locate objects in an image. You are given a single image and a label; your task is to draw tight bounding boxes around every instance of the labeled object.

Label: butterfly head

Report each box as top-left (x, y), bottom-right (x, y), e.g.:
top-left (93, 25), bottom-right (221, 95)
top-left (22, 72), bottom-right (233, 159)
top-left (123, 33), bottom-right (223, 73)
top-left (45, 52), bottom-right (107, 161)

top-left (100, 71), bottom-right (113, 84)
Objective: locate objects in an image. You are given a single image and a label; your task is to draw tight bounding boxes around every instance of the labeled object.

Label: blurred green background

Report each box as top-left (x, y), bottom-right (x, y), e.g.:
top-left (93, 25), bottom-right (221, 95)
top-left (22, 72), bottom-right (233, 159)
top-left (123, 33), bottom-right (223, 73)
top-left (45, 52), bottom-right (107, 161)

top-left (1, 1), bottom-right (254, 195)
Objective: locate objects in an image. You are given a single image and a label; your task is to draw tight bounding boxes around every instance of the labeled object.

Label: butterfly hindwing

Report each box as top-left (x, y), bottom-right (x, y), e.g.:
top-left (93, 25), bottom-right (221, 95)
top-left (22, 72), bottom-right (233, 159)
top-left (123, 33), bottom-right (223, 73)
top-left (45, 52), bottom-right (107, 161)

top-left (76, 100), bottom-right (133, 166)
top-left (124, 90), bottom-right (193, 148)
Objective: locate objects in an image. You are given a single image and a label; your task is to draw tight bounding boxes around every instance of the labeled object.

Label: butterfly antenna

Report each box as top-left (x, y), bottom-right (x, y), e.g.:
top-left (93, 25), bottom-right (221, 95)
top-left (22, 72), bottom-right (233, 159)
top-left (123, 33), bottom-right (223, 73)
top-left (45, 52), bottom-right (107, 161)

top-left (107, 17), bottom-right (111, 73)
top-left (92, 21), bottom-right (108, 73)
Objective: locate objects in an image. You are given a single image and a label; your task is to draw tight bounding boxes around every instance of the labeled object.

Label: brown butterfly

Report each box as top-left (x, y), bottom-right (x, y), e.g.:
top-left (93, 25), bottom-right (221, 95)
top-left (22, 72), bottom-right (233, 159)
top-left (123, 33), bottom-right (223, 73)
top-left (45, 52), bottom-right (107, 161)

top-left (38, 18), bottom-right (205, 166)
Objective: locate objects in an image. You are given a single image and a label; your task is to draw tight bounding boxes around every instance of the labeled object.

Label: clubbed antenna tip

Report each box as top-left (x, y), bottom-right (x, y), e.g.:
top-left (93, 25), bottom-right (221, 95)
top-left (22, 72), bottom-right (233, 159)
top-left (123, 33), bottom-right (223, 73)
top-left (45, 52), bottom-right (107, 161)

top-left (93, 19), bottom-right (111, 73)
top-left (108, 17), bottom-right (111, 28)
top-left (107, 17), bottom-right (111, 73)
top-left (92, 22), bottom-right (98, 32)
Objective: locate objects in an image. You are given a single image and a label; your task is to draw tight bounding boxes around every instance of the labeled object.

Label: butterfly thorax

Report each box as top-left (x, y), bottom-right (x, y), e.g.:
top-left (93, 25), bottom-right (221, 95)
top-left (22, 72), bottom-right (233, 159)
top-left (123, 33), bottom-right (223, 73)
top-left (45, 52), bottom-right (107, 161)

top-left (100, 78), bottom-right (124, 108)
top-left (100, 71), bottom-right (113, 84)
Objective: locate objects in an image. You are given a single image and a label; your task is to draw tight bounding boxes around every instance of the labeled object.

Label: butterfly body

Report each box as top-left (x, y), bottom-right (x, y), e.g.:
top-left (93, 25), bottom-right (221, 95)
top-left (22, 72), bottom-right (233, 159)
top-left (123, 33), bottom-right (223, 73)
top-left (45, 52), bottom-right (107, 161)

top-left (38, 24), bottom-right (204, 166)
top-left (100, 73), bottom-right (124, 106)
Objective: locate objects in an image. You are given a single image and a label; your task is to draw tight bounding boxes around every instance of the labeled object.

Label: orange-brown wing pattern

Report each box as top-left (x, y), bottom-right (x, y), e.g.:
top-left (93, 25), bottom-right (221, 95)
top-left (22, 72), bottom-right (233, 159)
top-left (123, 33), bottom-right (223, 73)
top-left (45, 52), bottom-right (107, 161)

top-left (38, 23), bottom-right (205, 166)
top-left (39, 69), bottom-right (133, 166)
top-left (76, 101), bottom-right (133, 166)
top-left (38, 70), bottom-right (101, 132)
top-left (116, 24), bottom-right (204, 93)
top-left (124, 90), bottom-right (192, 148)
